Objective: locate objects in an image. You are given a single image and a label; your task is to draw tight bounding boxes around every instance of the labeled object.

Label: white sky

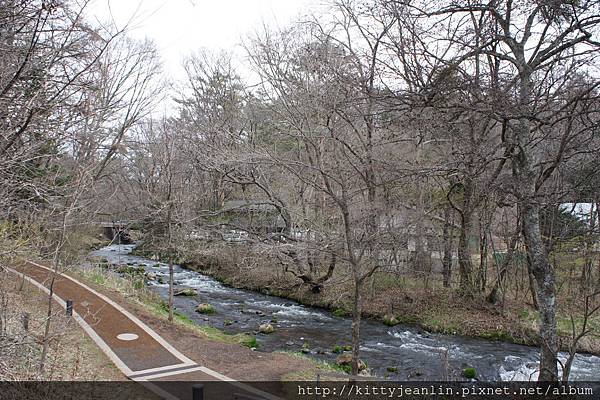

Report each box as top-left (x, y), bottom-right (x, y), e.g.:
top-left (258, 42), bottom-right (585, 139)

top-left (89, 0), bottom-right (319, 81)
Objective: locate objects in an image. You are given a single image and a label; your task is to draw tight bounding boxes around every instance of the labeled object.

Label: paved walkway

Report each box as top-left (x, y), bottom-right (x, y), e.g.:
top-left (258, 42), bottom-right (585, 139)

top-left (8, 261), bottom-right (280, 400)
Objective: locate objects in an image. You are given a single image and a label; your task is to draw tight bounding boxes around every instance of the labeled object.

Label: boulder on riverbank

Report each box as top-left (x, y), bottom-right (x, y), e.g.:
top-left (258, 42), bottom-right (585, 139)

top-left (382, 314), bottom-right (399, 326)
top-left (335, 353), bottom-right (366, 371)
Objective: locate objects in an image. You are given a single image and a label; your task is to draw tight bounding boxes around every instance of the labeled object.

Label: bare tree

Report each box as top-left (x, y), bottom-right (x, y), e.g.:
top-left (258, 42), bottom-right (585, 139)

top-left (0, 0), bottom-right (163, 374)
top-left (390, 0), bottom-right (600, 381)
top-left (126, 118), bottom-right (189, 322)
top-left (246, 1), bottom-right (402, 373)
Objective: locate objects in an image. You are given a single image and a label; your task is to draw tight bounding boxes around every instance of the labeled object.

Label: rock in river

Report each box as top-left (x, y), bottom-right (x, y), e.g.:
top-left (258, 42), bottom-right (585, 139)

top-left (174, 287), bottom-right (198, 296)
top-left (145, 272), bottom-right (156, 281)
top-left (196, 303), bottom-right (215, 314)
top-left (242, 309), bottom-right (265, 317)
top-left (258, 323), bottom-right (275, 334)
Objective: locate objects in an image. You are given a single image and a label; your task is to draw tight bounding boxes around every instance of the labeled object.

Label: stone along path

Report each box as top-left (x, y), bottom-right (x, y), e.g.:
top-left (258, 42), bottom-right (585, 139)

top-left (8, 261), bottom-right (280, 400)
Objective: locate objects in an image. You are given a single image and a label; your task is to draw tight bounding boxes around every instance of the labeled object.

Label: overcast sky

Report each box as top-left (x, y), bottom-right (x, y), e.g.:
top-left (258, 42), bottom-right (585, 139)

top-left (89, 0), bottom-right (319, 81)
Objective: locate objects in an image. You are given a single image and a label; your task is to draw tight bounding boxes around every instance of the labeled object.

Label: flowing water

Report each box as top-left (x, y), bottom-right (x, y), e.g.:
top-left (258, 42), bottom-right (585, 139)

top-left (90, 244), bottom-right (600, 381)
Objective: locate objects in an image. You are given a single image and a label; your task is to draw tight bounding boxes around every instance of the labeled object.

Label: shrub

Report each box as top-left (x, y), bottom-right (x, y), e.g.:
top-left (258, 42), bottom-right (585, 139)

top-left (463, 367), bottom-right (476, 379)
top-left (333, 308), bottom-right (349, 317)
top-left (242, 336), bottom-right (258, 349)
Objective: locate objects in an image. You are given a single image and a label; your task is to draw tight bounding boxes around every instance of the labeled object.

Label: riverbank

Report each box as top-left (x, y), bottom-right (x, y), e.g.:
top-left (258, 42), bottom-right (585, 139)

top-left (131, 241), bottom-right (600, 356)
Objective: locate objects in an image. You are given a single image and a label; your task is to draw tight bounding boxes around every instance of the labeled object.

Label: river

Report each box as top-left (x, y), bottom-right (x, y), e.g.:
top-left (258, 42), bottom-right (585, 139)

top-left (90, 244), bottom-right (600, 381)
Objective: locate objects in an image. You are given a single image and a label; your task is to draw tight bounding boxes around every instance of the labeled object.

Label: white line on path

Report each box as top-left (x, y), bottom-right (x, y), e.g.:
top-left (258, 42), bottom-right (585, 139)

top-left (132, 366), bottom-right (209, 381)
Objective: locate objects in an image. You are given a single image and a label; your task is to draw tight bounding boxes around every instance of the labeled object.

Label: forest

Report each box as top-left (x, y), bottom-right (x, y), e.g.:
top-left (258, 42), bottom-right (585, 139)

top-left (1, 0), bottom-right (600, 386)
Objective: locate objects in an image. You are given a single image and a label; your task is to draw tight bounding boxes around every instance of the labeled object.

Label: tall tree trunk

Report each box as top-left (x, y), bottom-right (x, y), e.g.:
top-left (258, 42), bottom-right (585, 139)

top-left (276, 204), bottom-right (292, 237)
top-left (166, 153), bottom-right (175, 323)
top-left (168, 256), bottom-right (174, 323)
top-left (442, 204), bottom-right (453, 288)
top-left (39, 208), bottom-right (69, 375)
top-left (597, 203), bottom-right (600, 287)
top-left (527, 264), bottom-right (540, 310)
top-left (350, 276), bottom-right (363, 376)
top-left (39, 274), bottom-right (55, 375)
top-left (210, 170), bottom-right (223, 210)
top-left (487, 227), bottom-right (520, 304)
top-left (414, 179), bottom-right (427, 274)
top-left (340, 196), bottom-right (364, 378)
top-left (581, 203), bottom-right (596, 290)
top-left (458, 180), bottom-right (475, 296)
top-left (514, 68), bottom-right (558, 382)
top-left (167, 201), bottom-right (174, 322)
top-left (522, 204), bottom-right (557, 380)
top-left (478, 218), bottom-right (488, 292)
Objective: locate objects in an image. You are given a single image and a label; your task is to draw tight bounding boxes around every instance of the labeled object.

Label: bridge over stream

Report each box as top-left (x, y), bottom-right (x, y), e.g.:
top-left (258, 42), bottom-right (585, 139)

top-left (96, 215), bottom-right (135, 244)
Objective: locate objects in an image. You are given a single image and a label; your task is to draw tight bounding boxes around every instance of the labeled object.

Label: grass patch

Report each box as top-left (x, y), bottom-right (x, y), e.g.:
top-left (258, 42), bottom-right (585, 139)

top-left (395, 314), bottom-right (420, 325)
top-left (479, 330), bottom-right (515, 342)
top-left (153, 301), bottom-right (193, 322)
top-left (518, 309), bottom-right (530, 320)
top-left (132, 278), bottom-right (145, 290)
top-left (332, 308), bottom-right (349, 317)
top-left (197, 325), bottom-right (258, 347)
top-left (336, 364), bottom-right (352, 374)
top-left (277, 350), bottom-right (348, 375)
top-left (421, 312), bottom-right (460, 334)
top-left (332, 344), bottom-right (352, 352)
top-left (149, 301), bottom-right (258, 348)
top-left (557, 314), bottom-right (600, 337)
top-left (373, 273), bottom-right (405, 290)
top-left (88, 269), bottom-right (107, 285)
top-left (242, 336), bottom-right (259, 349)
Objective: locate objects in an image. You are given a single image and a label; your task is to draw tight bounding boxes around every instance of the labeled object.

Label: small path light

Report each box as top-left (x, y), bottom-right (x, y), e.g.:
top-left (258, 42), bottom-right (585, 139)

top-left (66, 300), bottom-right (73, 317)
top-left (192, 384), bottom-right (204, 400)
